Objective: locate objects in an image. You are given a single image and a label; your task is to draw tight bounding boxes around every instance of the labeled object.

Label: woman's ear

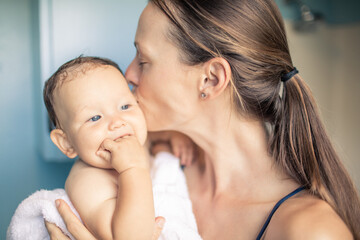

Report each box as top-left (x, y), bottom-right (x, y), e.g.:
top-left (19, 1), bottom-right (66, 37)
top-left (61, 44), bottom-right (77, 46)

top-left (199, 57), bottom-right (231, 99)
top-left (50, 129), bottom-right (78, 159)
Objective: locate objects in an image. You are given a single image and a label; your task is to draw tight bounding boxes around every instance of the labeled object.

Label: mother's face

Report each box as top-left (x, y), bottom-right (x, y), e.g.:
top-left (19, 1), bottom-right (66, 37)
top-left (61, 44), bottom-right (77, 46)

top-left (125, 3), bottom-right (202, 132)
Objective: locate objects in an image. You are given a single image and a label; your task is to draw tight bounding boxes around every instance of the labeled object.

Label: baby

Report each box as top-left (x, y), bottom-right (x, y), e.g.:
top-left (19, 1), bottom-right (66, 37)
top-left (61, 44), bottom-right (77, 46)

top-left (43, 56), bottom-right (201, 239)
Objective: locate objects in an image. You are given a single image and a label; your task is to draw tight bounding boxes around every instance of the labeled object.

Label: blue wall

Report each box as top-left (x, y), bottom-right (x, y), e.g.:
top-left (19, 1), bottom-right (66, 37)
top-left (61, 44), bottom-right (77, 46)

top-left (0, 0), bottom-right (73, 237)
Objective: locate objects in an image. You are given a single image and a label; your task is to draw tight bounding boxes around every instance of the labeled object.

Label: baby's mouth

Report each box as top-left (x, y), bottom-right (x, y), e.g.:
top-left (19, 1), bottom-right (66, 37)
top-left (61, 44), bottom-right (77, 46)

top-left (114, 133), bottom-right (132, 142)
top-left (97, 133), bottom-right (134, 153)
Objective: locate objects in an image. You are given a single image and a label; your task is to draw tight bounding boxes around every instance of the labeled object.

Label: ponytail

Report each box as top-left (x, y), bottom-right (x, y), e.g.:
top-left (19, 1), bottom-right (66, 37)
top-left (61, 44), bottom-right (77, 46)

top-left (271, 73), bottom-right (360, 238)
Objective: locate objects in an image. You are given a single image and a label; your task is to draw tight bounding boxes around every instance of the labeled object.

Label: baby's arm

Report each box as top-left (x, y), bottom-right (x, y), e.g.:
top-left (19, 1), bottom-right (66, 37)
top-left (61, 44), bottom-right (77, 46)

top-left (103, 136), bottom-right (154, 240)
top-left (148, 131), bottom-right (196, 166)
top-left (66, 135), bottom-right (154, 240)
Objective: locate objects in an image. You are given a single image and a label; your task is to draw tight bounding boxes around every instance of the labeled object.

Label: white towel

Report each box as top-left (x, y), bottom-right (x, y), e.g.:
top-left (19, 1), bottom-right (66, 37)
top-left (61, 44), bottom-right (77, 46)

top-left (6, 189), bottom-right (79, 240)
top-left (151, 152), bottom-right (202, 240)
top-left (7, 152), bottom-right (201, 240)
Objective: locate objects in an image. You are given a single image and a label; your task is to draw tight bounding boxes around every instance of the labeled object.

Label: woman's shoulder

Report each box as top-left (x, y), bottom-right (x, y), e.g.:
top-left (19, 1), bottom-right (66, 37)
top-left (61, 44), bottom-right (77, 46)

top-left (266, 193), bottom-right (353, 240)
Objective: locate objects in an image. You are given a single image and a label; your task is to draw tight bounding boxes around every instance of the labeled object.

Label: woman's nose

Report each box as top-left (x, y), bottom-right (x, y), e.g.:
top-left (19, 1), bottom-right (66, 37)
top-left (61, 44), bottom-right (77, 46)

top-left (125, 58), bottom-right (139, 87)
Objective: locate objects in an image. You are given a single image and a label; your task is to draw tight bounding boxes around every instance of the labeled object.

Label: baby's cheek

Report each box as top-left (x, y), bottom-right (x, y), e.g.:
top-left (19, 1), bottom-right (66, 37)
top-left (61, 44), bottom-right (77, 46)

top-left (77, 132), bottom-right (103, 153)
top-left (134, 121), bottom-right (148, 145)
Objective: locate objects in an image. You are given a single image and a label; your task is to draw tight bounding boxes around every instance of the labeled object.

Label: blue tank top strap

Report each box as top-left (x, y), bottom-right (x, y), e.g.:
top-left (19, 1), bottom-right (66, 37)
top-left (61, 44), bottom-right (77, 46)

top-left (256, 186), bottom-right (306, 240)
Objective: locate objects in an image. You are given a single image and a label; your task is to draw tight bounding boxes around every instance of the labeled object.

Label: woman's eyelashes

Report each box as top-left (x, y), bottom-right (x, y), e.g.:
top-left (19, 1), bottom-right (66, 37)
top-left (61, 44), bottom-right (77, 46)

top-left (136, 51), bottom-right (146, 65)
top-left (138, 60), bottom-right (147, 67)
top-left (137, 55), bottom-right (147, 67)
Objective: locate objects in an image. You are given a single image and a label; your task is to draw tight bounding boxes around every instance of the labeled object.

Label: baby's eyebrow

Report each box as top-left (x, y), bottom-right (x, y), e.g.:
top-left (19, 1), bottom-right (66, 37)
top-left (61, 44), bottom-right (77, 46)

top-left (78, 105), bottom-right (89, 113)
top-left (75, 105), bottom-right (92, 117)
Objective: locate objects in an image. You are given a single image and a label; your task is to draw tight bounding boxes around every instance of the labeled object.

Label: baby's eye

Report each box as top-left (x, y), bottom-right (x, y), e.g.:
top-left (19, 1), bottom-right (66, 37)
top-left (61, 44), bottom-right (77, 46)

top-left (89, 115), bottom-right (101, 122)
top-left (121, 104), bottom-right (130, 110)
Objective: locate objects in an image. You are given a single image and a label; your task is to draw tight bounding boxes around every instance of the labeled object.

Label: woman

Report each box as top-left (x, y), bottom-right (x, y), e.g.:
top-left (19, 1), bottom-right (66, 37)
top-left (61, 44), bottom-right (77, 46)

top-left (46, 0), bottom-right (360, 239)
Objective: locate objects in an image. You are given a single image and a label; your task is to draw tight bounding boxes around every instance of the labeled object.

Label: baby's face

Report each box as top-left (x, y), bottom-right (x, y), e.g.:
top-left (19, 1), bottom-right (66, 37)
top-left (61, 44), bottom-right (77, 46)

top-left (53, 65), bottom-right (147, 168)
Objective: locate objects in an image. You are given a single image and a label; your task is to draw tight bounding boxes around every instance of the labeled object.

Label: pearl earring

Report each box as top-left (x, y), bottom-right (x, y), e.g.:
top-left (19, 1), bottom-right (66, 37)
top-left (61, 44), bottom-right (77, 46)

top-left (201, 93), bottom-right (206, 98)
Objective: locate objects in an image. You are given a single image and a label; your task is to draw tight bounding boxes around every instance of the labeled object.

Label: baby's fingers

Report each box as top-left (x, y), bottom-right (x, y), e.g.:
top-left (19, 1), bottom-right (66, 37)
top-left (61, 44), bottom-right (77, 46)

top-left (182, 144), bottom-right (194, 167)
top-left (172, 144), bottom-right (181, 158)
top-left (96, 149), bottom-right (111, 161)
top-left (187, 144), bottom-right (195, 165)
top-left (177, 145), bottom-right (188, 166)
top-left (101, 138), bottom-right (117, 152)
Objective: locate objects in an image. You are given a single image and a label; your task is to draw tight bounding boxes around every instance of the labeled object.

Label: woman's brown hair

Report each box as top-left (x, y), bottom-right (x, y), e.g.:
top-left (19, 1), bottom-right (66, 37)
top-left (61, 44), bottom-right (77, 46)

top-left (150, 0), bottom-right (360, 237)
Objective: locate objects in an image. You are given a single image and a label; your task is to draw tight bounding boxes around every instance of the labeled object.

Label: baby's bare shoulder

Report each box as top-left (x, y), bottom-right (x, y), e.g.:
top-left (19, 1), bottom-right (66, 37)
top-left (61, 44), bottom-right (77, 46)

top-left (65, 160), bottom-right (118, 200)
top-left (266, 193), bottom-right (353, 240)
top-left (67, 160), bottom-right (116, 182)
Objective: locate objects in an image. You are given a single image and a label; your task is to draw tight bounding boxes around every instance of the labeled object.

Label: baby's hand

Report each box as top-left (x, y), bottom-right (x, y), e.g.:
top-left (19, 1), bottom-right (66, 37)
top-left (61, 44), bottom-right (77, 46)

top-left (99, 135), bottom-right (148, 173)
top-left (169, 132), bottom-right (195, 167)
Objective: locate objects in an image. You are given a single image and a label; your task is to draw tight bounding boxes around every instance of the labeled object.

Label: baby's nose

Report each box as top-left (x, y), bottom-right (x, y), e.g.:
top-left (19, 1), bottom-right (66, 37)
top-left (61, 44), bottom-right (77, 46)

top-left (109, 117), bottom-right (126, 131)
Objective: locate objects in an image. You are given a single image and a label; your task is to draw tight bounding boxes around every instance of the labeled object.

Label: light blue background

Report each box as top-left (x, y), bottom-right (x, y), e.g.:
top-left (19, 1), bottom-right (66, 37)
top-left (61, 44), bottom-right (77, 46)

top-left (1, 0), bottom-right (359, 238)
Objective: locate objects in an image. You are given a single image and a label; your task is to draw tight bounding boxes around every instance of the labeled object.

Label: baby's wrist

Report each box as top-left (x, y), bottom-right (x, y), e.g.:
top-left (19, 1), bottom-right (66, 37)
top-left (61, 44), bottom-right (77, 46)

top-left (117, 166), bottom-right (150, 179)
top-left (115, 161), bottom-right (149, 174)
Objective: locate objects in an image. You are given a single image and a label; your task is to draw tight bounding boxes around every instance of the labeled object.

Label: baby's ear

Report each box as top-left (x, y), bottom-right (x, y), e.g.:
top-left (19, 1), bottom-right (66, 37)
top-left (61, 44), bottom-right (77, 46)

top-left (50, 129), bottom-right (78, 158)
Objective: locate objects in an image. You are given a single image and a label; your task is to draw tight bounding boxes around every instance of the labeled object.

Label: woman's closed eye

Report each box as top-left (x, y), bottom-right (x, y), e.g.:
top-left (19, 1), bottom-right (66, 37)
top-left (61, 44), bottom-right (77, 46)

top-left (136, 51), bottom-right (147, 67)
top-left (139, 61), bottom-right (147, 66)
top-left (88, 115), bottom-right (101, 122)
top-left (137, 57), bottom-right (147, 68)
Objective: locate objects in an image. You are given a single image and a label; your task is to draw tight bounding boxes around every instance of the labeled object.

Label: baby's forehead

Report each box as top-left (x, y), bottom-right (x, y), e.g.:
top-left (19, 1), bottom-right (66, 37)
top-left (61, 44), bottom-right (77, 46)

top-left (57, 63), bottom-right (109, 86)
top-left (52, 64), bottom-right (100, 103)
top-left (54, 64), bottom-right (130, 101)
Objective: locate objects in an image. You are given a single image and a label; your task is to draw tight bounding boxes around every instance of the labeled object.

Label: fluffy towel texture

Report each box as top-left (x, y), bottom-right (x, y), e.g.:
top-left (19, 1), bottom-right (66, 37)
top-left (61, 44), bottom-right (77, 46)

top-left (7, 188), bottom-right (80, 240)
top-left (7, 152), bottom-right (201, 240)
top-left (151, 152), bottom-right (202, 240)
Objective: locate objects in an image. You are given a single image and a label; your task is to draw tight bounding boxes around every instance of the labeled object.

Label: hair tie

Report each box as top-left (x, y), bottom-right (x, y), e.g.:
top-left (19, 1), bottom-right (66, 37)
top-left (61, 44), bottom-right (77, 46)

top-left (281, 67), bottom-right (298, 82)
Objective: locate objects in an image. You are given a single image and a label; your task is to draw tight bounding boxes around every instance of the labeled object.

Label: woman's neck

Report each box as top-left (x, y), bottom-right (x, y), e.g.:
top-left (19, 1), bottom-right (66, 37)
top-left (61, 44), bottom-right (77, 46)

top-left (180, 102), bottom-right (296, 202)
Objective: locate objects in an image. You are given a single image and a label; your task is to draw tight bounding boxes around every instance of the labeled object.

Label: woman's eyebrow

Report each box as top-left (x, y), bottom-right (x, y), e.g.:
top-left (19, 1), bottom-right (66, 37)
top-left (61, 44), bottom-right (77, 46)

top-left (134, 41), bottom-right (149, 56)
top-left (134, 42), bottom-right (141, 56)
top-left (134, 42), bottom-right (143, 51)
